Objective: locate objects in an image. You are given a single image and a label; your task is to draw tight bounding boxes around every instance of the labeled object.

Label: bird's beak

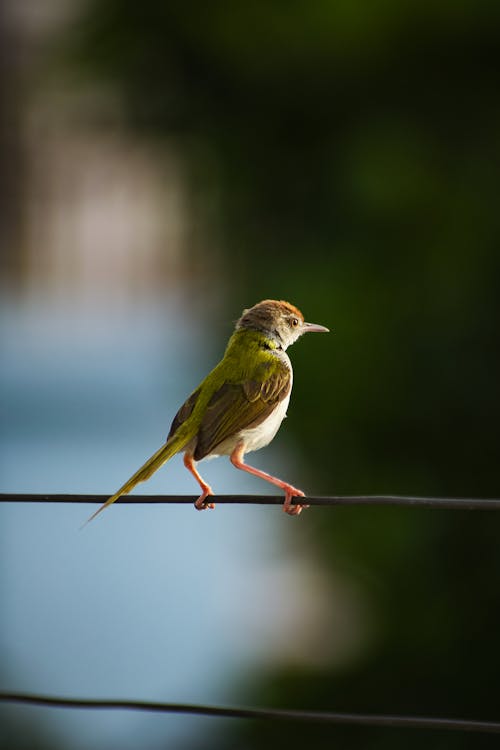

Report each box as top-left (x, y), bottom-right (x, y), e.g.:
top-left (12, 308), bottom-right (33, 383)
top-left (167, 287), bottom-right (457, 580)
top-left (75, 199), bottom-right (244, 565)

top-left (303, 322), bottom-right (329, 333)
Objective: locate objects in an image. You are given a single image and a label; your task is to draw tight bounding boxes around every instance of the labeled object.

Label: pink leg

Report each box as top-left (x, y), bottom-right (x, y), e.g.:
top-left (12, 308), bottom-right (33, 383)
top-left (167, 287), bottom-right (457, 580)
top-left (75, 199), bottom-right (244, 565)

top-left (230, 443), bottom-right (309, 516)
top-left (184, 454), bottom-right (215, 510)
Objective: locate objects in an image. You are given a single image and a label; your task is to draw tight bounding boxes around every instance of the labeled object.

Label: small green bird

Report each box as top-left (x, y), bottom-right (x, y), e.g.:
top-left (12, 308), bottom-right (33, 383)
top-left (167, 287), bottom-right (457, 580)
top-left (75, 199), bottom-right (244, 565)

top-left (87, 299), bottom-right (328, 523)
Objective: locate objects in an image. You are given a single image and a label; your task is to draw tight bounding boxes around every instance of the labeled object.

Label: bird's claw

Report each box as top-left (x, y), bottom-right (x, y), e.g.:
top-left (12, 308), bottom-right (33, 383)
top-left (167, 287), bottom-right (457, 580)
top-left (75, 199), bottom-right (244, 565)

top-left (282, 487), bottom-right (309, 516)
top-left (194, 489), bottom-right (215, 511)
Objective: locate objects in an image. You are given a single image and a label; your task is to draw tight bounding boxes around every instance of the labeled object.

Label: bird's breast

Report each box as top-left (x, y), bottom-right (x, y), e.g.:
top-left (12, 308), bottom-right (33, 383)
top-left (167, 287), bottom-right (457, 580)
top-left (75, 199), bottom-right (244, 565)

top-left (207, 393), bottom-right (291, 458)
top-left (225, 390), bottom-right (291, 456)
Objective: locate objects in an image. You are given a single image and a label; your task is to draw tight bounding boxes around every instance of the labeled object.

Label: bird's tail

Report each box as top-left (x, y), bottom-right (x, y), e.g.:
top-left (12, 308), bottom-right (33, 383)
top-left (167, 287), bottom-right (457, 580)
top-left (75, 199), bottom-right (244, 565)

top-left (84, 433), bottom-right (188, 526)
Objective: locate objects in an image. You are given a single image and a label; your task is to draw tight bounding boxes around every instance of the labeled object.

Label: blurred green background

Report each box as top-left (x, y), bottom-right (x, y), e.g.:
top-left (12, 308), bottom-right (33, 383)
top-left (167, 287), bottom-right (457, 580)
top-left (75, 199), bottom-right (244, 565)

top-left (1, 1), bottom-right (500, 749)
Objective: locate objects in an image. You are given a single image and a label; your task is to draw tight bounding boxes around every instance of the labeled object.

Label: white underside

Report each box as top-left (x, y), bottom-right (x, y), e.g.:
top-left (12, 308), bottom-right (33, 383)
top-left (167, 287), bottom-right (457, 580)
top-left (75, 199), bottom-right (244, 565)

top-left (208, 391), bottom-right (291, 457)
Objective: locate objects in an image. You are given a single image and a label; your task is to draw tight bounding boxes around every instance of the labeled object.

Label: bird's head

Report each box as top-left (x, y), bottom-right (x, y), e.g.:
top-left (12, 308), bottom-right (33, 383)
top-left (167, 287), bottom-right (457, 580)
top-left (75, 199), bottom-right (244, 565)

top-left (236, 299), bottom-right (329, 350)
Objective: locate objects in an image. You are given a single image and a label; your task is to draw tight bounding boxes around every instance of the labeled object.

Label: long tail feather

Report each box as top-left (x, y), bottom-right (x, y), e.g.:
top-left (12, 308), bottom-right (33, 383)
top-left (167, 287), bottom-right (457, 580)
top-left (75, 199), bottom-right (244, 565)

top-left (83, 436), bottom-right (185, 526)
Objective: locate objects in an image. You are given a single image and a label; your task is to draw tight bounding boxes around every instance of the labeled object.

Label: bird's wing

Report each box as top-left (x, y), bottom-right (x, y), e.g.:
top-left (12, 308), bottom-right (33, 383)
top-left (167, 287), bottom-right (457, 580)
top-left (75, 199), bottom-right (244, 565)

top-left (194, 366), bottom-right (291, 460)
top-left (167, 386), bottom-right (202, 440)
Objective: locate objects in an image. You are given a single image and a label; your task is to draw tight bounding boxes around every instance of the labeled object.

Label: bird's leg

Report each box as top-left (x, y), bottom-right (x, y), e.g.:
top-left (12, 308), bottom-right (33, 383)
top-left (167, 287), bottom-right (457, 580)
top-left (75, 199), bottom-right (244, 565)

top-left (230, 443), bottom-right (309, 516)
top-left (183, 454), bottom-right (215, 510)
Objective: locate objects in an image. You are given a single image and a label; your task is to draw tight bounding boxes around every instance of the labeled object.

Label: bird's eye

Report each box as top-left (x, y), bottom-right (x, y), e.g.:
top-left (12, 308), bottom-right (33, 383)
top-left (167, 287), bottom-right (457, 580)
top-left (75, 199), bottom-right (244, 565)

top-left (291, 317), bottom-right (299, 327)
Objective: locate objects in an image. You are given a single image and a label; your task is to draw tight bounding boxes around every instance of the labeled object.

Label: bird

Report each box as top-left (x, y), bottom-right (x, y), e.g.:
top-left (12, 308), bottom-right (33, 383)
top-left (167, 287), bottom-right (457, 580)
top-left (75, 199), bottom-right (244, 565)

top-left (86, 299), bottom-right (329, 524)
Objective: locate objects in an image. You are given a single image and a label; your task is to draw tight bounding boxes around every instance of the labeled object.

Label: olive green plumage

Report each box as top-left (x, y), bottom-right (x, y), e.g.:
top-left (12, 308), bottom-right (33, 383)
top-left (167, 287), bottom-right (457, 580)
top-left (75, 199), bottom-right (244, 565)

top-left (169, 328), bottom-right (291, 460)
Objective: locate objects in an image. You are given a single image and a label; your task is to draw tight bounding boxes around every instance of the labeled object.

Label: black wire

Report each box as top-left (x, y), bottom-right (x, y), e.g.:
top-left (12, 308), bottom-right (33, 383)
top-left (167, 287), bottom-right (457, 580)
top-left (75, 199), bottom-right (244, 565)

top-left (1, 493), bottom-right (500, 509)
top-left (0, 692), bottom-right (499, 734)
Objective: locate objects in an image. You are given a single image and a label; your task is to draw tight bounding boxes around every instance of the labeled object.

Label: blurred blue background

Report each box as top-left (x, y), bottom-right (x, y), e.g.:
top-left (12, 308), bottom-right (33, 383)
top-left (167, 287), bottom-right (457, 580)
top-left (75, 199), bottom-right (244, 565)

top-left (1, 2), bottom-right (500, 749)
top-left (1, 295), bottom-right (329, 750)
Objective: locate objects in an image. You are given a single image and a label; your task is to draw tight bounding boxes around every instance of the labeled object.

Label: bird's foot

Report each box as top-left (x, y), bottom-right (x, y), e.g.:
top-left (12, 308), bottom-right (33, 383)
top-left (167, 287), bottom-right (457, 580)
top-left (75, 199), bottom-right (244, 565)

top-left (194, 487), bottom-right (216, 511)
top-left (282, 486), bottom-right (309, 516)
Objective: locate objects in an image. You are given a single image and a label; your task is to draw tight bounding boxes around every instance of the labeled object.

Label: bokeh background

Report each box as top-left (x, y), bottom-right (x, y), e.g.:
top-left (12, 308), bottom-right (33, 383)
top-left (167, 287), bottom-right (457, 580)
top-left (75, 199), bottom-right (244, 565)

top-left (1, 2), bottom-right (500, 748)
